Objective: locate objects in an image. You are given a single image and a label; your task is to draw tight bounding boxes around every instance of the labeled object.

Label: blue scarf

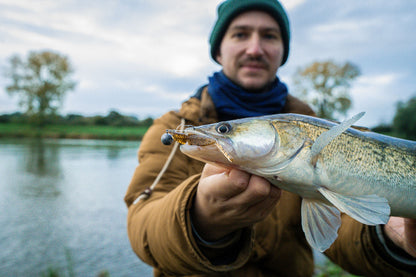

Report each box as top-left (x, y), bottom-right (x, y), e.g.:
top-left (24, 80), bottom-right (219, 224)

top-left (207, 71), bottom-right (288, 121)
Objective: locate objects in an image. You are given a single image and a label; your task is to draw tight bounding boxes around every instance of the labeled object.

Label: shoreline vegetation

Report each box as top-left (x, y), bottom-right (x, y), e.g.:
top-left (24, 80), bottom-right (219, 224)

top-left (0, 111), bottom-right (153, 141)
top-left (0, 110), bottom-right (409, 142)
top-left (0, 122), bottom-right (405, 142)
top-left (0, 123), bottom-right (148, 141)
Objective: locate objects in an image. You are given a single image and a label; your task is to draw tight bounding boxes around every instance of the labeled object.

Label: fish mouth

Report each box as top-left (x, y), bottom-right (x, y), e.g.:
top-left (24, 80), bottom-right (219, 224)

top-left (166, 128), bottom-right (216, 146)
top-left (167, 127), bottom-right (235, 163)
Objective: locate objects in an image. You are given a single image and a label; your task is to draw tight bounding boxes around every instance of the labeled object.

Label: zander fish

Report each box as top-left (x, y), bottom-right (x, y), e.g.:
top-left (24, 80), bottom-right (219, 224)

top-left (166, 113), bottom-right (416, 252)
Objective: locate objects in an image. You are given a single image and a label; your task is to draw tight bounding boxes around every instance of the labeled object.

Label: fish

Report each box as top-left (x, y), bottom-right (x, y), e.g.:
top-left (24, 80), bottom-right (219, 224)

top-left (166, 112), bottom-right (416, 252)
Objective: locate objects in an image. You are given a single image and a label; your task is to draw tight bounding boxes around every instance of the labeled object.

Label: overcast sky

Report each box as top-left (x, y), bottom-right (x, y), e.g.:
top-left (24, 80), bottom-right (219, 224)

top-left (0, 0), bottom-right (415, 127)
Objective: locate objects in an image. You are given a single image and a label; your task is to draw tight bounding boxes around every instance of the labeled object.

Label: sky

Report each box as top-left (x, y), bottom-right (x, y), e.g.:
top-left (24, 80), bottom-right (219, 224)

top-left (0, 0), bottom-right (415, 128)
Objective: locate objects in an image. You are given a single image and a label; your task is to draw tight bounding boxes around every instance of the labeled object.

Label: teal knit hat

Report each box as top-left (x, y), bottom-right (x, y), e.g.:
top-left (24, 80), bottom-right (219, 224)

top-left (209, 0), bottom-right (290, 66)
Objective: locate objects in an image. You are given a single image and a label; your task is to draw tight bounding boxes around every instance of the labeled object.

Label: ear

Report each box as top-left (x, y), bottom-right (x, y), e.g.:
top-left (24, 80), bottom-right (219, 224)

top-left (216, 52), bottom-right (222, 65)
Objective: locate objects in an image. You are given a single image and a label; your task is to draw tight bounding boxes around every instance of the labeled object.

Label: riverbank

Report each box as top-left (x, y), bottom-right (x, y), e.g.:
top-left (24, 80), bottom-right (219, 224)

top-left (0, 123), bottom-right (148, 140)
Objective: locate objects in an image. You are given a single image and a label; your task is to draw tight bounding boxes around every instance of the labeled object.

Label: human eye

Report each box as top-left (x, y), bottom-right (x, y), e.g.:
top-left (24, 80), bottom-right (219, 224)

top-left (262, 29), bottom-right (281, 41)
top-left (263, 32), bottom-right (279, 40)
top-left (231, 31), bottom-right (248, 40)
top-left (265, 34), bottom-right (276, 39)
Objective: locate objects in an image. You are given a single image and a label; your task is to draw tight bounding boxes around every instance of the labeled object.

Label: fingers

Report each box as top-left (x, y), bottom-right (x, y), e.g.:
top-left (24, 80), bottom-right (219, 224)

top-left (199, 164), bottom-right (250, 200)
top-left (231, 175), bottom-right (281, 221)
top-left (201, 163), bottom-right (230, 178)
top-left (385, 217), bottom-right (416, 258)
top-left (200, 163), bottom-right (281, 205)
top-left (404, 218), bottom-right (416, 257)
top-left (194, 164), bottom-right (281, 240)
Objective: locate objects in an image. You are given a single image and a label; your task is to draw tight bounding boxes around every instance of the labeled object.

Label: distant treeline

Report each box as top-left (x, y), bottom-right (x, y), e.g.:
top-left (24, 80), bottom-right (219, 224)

top-left (0, 110), bottom-right (153, 127)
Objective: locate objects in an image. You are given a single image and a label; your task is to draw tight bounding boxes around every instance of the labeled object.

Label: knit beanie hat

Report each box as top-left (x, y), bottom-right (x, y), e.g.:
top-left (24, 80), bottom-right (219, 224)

top-left (209, 0), bottom-right (290, 66)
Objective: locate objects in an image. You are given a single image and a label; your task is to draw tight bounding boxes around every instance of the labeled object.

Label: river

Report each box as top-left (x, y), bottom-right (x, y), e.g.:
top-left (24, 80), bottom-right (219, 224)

top-left (0, 138), bottom-right (153, 277)
top-left (0, 137), bottom-right (329, 277)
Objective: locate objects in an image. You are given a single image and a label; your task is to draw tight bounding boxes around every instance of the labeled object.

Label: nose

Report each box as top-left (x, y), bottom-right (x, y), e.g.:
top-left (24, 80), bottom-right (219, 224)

top-left (246, 34), bottom-right (264, 56)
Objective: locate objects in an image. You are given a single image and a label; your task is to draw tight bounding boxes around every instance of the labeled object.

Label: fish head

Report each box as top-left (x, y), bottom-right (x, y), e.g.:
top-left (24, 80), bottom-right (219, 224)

top-left (167, 117), bottom-right (278, 168)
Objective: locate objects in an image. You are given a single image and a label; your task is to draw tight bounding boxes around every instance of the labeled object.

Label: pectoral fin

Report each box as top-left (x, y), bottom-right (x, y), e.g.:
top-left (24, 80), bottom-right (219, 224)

top-left (310, 112), bottom-right (365, 164)
top-left (254, 140), bottom-right (308, 176)
top-left (318, 187), bottom-right (390, 225)
top-left (301, 199), bottom-right (341, 252)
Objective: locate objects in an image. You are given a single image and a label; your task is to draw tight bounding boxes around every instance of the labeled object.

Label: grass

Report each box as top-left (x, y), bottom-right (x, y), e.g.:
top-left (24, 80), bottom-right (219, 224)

top-left (0, 123), bottom-right (148, 140)
top-left (39, 248), bottom-right (110, 277)
top-left (314, 260), bottom-right (359, 277)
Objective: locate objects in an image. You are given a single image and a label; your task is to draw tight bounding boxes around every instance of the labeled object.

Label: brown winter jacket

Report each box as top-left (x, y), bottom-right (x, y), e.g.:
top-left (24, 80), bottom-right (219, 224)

top-left (125, 87), bottom-right (416, 276)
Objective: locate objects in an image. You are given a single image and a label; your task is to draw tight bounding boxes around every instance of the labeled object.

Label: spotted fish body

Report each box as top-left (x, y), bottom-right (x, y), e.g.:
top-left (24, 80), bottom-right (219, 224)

top-left (167, 113), bottom-right (416, 252)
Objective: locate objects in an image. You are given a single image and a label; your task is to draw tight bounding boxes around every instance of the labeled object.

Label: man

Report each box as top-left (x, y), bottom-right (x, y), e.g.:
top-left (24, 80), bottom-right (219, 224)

top-left (124, 0), bottom-right (416, 276)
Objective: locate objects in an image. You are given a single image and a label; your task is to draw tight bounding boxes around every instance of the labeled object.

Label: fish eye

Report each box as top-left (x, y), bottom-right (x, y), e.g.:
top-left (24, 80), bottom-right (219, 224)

top-left (216, 123), bottom-right (232, 134)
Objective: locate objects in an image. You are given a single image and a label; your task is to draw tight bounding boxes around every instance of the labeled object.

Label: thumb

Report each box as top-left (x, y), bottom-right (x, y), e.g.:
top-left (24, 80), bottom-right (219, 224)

top-left (201, 163), bottom-right (231, 179)
top-left (199, 164), bottom-right (249, 200)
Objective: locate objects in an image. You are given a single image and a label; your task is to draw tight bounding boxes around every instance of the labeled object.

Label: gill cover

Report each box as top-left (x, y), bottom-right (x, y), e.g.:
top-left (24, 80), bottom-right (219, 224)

top-left (213, 119), bottom-right (278, 163)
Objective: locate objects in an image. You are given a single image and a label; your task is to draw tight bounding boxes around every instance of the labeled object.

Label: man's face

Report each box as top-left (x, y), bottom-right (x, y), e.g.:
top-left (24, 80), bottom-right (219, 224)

top-left (216, 11), bottom-right (284, 91)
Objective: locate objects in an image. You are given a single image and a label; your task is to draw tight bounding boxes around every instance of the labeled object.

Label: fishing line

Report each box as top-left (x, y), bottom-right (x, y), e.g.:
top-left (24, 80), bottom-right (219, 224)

top-left (132, 118), bottom-right (186, 204)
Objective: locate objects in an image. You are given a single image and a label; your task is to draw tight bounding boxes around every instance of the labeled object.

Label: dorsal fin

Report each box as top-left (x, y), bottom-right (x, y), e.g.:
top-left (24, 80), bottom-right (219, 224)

top-left (310, 112), bottom-right (365, 163)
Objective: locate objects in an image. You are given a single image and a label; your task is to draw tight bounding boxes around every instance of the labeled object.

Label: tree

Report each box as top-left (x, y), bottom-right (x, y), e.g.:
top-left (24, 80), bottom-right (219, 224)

top-left (392, 95), bottom-right (416, 140)
top-left (4, 50), bottom-right (76, 126)
top-left (293, 60), bottom-right (360, 120)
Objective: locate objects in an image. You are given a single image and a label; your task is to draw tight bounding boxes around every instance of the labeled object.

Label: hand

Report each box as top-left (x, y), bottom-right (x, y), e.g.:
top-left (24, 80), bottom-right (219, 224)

top-left (191, 163), bottom-right (281, 241)
top-left (384, 217), bottom-right (416, 258)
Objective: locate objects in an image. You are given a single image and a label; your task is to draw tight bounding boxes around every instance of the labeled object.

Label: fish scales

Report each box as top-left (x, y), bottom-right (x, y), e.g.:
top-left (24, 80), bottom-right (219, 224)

top-left (281, 117), bottom-right (416, 179)
top-left (166, 113), bottom-right (416, 251)
top-left (295, 119), bottom-right (416, 183)
top-left (273, 116), bottom-right (416, 216)
top-left (323, 139), bottom-right (416, 212)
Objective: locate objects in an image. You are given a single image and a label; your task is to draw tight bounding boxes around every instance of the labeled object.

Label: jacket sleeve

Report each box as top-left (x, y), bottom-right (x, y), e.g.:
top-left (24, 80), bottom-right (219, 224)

top-left (124, 112), bottom-right (252, 275)
top-left (325, 214), bottom-right (416, 276)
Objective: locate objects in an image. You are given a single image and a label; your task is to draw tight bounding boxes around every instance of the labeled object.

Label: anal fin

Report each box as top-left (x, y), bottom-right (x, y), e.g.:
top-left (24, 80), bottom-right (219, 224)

top-left (301, 199), bottom-right (341, 252)
top-left (318, 187), bottom-right (390, 225)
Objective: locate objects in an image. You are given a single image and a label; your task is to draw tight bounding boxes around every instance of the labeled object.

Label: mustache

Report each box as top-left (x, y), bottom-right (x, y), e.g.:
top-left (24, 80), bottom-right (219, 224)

top-left (238, 56), bottom-right (269, 68)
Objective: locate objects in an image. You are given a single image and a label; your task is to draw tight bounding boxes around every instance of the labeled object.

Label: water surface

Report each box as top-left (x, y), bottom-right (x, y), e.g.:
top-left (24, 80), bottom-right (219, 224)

top-left (0, 137), bottom-right (330, 276)
top-left (0, 138), bottom-right (153, 276)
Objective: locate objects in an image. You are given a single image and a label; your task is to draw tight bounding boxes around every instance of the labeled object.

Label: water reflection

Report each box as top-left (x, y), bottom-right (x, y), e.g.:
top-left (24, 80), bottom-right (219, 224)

top-left (0, 138), bottom-right (152, 277)
top-left (16, 138), bottom-right (63, 198)
top-left (106, 146), bottom-right (124, 160)
top-left (24, 138), bottom-right (62, 177)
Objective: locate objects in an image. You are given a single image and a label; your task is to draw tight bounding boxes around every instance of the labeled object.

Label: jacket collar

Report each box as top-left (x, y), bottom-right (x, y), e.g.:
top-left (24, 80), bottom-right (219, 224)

top-left (177, 85), bottom-right (218, 126)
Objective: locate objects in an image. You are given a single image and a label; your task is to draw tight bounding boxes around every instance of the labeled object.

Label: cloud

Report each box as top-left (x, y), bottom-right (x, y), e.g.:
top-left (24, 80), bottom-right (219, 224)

top-left (280, 0), bottom-right (306, 10)
top-left (357, 74), bottom-right (401, 88)
top-left (347, 73), bottom-right (414, 127)
top-left (0, 0), bottom-right (415, 127)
